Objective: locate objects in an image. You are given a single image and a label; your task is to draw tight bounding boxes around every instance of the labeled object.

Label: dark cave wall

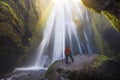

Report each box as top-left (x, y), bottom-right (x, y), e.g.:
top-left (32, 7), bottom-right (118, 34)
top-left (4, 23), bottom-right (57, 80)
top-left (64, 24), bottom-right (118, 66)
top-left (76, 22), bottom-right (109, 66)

top-left (81, 0), bottom-right (120, 56)
top-left (81, 0), bottom-right (120, 32)
top-left (103, 28), bottom-right (120, 56)
top-left (0, 0), bottom-right (45, 78)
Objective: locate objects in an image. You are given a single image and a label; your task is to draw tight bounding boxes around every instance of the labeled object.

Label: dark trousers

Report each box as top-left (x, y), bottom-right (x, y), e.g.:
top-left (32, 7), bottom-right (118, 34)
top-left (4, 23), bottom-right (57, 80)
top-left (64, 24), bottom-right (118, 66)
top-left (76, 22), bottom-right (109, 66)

top-left (65, 54), bottom-right (74, 64)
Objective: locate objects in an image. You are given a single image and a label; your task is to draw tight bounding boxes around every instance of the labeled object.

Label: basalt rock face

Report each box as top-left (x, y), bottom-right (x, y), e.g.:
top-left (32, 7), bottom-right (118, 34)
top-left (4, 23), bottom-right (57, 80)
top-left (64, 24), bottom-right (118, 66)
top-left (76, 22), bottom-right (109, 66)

top-left (81, 0), bottom-right (120, 32)
top-left (0, 0), bottom-right (45, 78)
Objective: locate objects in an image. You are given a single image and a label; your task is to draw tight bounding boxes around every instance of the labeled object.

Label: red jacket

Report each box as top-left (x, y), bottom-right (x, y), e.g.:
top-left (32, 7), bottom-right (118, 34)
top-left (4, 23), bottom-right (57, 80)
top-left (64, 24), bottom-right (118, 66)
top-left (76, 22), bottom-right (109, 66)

top-left (65, 48), bottom-right (71, 54)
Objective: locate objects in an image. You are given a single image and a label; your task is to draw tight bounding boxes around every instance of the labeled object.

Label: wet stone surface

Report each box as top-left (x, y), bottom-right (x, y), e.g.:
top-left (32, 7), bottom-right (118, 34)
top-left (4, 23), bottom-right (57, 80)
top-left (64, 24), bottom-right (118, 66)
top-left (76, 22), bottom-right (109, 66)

top-left (1, 69), bottom-right (47, 80)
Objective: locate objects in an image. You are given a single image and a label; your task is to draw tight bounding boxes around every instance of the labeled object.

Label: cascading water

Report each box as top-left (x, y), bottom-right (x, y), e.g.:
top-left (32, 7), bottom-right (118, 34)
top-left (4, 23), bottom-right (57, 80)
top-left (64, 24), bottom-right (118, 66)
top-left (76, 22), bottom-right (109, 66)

top-left (15, 0), bottom-right (95, 71)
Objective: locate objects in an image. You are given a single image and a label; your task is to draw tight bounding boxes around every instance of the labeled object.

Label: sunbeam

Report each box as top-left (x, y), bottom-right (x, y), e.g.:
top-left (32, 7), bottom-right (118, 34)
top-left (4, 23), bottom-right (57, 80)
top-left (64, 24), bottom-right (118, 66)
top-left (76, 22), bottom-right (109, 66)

top-left (14, 0), bottom-right (94, 71)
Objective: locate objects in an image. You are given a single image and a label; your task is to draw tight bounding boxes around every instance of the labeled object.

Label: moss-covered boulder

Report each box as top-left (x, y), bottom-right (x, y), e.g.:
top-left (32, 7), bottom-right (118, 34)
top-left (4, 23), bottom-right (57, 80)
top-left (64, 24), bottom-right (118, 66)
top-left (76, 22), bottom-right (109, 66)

top-left (81, 0), bottom-right (120, 32)
top-left (45, 54), bottom-right (98, 80)
top-left (45, 54), bottom-right (120, 80)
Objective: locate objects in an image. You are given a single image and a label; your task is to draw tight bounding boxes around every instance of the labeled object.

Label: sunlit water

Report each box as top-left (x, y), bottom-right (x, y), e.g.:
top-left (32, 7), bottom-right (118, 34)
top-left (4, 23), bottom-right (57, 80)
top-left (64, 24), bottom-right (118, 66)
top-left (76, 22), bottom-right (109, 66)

top-left (15, 0), bottom-right (93, 71)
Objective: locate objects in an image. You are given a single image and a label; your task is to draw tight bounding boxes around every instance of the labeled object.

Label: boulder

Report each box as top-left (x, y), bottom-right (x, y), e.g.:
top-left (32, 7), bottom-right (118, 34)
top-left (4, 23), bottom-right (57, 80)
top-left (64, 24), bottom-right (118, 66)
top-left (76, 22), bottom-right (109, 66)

top-left (45, 54), bottom-right (98, 80)
top-left (45, 54), bottom-right (120, 80)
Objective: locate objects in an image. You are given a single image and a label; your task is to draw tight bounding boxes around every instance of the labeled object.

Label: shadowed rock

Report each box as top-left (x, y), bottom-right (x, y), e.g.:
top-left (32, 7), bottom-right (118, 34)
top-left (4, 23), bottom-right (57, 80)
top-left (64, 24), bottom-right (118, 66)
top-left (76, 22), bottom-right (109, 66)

top-left (45, 54), bottom-right (120, 80)
top-left (45, 54), bottom-right (98, 80)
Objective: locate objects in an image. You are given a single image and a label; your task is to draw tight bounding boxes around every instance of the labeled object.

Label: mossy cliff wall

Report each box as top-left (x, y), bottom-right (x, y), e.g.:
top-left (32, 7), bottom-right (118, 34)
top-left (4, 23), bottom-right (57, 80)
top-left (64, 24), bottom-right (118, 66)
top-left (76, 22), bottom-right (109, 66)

top-left (81, 0), bottom-right (120, 32)
top-left (0, 0), bottom-right (47, 78)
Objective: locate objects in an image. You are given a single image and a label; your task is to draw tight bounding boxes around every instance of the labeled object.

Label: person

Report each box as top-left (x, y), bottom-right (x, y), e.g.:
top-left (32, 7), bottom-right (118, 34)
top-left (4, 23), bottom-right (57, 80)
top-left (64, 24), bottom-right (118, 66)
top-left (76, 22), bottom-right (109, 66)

top-left (65, 46), bottom-right (74, 64)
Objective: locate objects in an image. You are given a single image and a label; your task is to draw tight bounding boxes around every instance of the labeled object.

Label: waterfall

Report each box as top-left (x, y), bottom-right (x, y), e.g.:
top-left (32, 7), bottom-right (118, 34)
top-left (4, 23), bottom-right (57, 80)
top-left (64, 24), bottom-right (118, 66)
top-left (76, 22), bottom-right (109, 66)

top-left (14, 0), bottom-right (95, 71)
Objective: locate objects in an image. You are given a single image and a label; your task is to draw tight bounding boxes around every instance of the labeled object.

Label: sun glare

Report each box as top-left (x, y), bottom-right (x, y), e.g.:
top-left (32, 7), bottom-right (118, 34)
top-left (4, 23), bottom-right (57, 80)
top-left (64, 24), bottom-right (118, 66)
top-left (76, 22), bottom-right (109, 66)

top-left (52, 0), bottom-right (81, 4)
top-left (15, 0), bottom-right (86, 71)
top-left (74, 0), bottom-right (81, 3)
top-left (52, 0), bottom-right (65, 4)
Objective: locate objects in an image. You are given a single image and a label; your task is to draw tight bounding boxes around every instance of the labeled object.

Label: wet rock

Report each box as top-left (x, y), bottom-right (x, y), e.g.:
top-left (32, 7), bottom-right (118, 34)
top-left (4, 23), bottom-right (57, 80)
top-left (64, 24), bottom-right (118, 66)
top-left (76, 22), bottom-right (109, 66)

top-left (1, 70), bottom-right (47, 80)
top-left (0, 0), bottom-right (47, 78)
top-left (81, 0), bottom-right (120, 31)
top-left (46, 54), bottom-right (120, 80)
top-left (45, 54), bottom-right (98, 80)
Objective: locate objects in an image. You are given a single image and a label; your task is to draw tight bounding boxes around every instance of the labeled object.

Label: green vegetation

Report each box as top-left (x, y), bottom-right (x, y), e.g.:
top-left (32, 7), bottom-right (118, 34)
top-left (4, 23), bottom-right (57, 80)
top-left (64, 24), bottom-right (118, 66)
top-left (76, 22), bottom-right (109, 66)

top-left (91, 21), bottom-right (104, 54)
top-left (81, 0), bottom-right (120, 32)
top-left (0, 0), bottom-right (49, 78)
top-left (95, 55), bottom-right (115, 68)
top-left (0, 0), bottom-right (44, 77)
top-left (0, 0), bottom-right (8, 3)
top-left (45, 61), bottom-right (57, 78)
top-left (93, 55), bottom-right (109, 67)
top-left (102, 11), bottom-right (120, 32)
top-left (83, 55), bottom-right (109, 69)
top-left (82, 0), bottom-right (99, 13)
top-left (81, 0), bottom-right (111, 13)
top-left (0, 1), bottom-right (23, 46)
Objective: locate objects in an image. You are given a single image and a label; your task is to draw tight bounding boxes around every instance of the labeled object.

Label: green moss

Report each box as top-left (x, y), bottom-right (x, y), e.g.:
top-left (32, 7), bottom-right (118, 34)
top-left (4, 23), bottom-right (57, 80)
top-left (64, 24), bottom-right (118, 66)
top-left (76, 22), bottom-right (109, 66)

top-left (82, 0), bottom-right (120, 32)
top-left (19, 0), bottom-right (27, 11)
top-left (92, 55), bottom-right (109, 67)
top-left (83, 55), bottom-right (109, 69)
top-left (0, 0), bottom-right (8, 3)
top-left (0, 0), bottom-right (42, 77)
top-left (82, 0), bottom-right (111, 13)
top-left (0, 1), bottom-right (15, 17)
top-left (45, 61), bottom-right (57, 78)
top-left (0, 1), bottom-right (24, 46)
top-left (91, 21), bottom-right (104, 54)
top-left (95, 55), bottom-right (108, 62)
top-left (0, 1), bottom-right (23, 29)
top-left (82, 0), bottom-right (98, 13)
top-left (102, 11), bottom-right (120, 32)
